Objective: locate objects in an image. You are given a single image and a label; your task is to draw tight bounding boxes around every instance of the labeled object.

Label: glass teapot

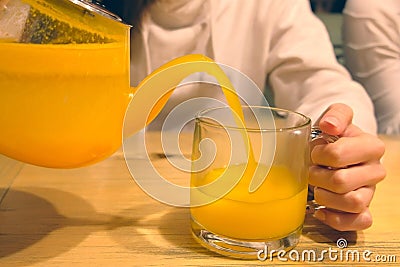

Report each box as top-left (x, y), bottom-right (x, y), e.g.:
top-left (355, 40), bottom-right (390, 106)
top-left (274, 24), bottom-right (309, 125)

top-left (0, 0), bottom-right (239, 168)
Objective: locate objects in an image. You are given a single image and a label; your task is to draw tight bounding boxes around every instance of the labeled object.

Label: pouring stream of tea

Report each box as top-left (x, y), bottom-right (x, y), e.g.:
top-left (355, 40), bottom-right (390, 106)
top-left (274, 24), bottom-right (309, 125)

top-left (127, 54), bottom-right (261, 192)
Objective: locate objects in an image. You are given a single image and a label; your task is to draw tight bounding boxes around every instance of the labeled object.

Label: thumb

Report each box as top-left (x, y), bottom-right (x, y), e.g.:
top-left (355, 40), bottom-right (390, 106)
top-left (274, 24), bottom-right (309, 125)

top-left (317, 103), bottom-right (353, 136)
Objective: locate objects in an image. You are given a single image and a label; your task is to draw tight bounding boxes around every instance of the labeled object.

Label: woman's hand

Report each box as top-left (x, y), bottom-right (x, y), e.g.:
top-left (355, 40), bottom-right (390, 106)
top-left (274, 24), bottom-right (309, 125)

top-left (309, 103), bottom-right (386, 231)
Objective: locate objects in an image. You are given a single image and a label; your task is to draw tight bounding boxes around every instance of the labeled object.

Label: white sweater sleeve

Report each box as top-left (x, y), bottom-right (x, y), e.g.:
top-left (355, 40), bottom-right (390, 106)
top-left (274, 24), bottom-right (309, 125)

top-left (343, 0), bottom-right (400, 134)
top-left (264, 0), bottom-right (377, 134)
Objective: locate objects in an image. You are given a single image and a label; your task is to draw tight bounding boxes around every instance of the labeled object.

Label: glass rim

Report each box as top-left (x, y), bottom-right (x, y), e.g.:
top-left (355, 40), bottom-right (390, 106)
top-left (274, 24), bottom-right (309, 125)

top-left (195, 105), bottom-right (312, 132)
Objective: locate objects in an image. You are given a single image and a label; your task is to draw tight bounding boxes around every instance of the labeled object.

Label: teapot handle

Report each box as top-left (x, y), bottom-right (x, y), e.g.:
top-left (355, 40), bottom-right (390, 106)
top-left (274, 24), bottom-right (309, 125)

top-left (306, 127), bottom-right (341, 214)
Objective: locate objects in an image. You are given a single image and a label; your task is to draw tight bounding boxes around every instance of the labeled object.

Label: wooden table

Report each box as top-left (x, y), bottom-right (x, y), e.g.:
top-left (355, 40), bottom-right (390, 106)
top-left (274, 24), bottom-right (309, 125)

top-left (0, 133), bottom-right (399, 266)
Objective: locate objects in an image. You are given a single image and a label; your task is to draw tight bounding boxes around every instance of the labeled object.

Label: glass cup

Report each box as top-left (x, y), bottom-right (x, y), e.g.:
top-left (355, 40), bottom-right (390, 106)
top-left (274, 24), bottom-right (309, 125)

top-left (190, 106), bottom-right (333, 259)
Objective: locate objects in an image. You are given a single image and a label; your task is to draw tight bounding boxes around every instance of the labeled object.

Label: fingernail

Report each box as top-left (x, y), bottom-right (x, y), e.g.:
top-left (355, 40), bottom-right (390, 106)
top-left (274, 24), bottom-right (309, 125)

top-left (323, 116), bottom-right (339, 128)
top-left (314, 209), bottom-right (326, 221)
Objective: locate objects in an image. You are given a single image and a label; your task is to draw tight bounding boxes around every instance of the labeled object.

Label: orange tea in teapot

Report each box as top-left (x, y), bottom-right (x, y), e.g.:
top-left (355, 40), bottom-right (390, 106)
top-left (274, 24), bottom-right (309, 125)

top-left (0, 41), bottom-right (130, 167)
top-left (0, 0), bottom-right (131, 167)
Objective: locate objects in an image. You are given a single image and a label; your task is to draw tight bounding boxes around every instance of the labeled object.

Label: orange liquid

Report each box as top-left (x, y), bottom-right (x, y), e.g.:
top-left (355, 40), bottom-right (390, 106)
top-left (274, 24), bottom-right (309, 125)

top-left (191, 164), bottom-right (308, 239)
top-left (0, 42), bottom-right (131, 167)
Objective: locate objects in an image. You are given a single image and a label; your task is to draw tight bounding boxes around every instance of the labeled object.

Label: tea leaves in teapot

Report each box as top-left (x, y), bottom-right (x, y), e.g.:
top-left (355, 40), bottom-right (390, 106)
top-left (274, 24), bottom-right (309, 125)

top-left (0, 0), bottom-right (115, 44)
top-left (20, 6), bottom-right (113, 44)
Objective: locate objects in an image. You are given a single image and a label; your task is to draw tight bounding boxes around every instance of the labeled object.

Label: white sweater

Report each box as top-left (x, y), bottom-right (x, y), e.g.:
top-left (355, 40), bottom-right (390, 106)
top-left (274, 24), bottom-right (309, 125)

top-left (128, 0), bottom-right (377, 134)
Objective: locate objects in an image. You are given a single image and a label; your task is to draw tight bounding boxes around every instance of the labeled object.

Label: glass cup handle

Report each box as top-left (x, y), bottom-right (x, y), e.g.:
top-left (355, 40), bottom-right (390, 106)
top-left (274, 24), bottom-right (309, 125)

top-left (306, 126), bottom-right (340, 214)
top-left (310, 126), bottom-right (339, 144)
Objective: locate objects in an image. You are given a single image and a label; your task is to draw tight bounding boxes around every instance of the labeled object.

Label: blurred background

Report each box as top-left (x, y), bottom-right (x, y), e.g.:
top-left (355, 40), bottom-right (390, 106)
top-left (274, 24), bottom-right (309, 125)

top-left (310, 0), bottom-right (347, 65)
top-left (310, 0), bottom-right (346, 13)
